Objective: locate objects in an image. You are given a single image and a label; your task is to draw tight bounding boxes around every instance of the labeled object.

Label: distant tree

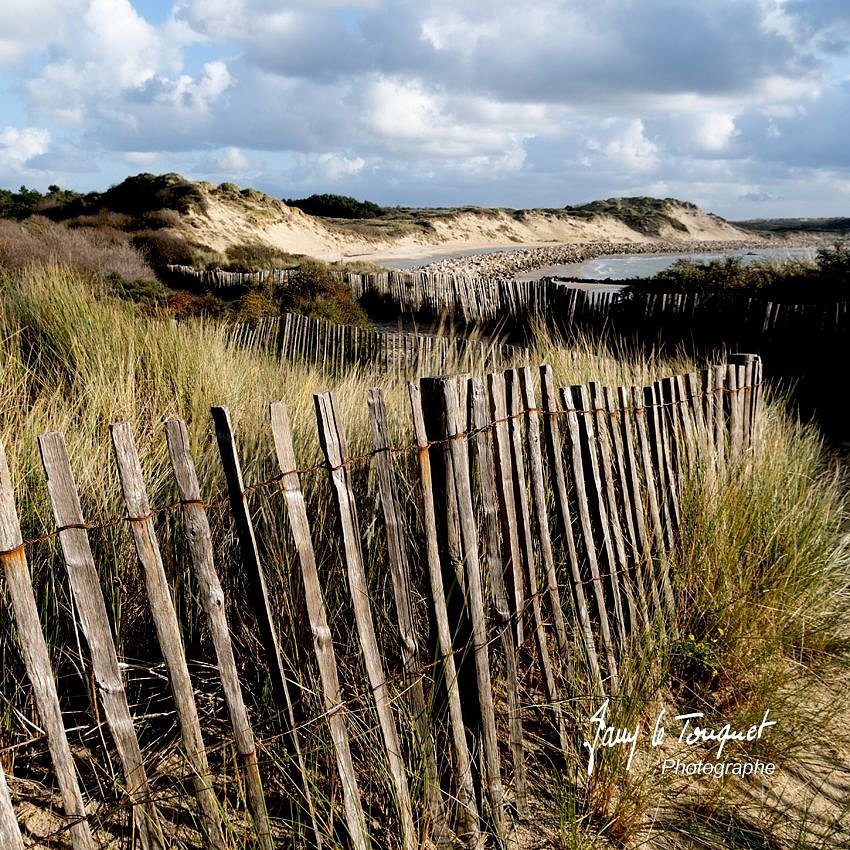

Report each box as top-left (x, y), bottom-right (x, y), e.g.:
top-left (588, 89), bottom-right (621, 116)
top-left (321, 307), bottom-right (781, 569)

top-left (0, 185), bottom-right (44, 219)
top-left (285, 193), bottom-right (384, 219)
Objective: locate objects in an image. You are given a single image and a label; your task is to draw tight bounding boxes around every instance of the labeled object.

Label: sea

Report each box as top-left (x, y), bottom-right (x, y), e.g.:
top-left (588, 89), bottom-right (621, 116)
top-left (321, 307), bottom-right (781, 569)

top-left (539, 246), bottom-right (816, 281)
top-left (381, 246), bottom-right (815, 280)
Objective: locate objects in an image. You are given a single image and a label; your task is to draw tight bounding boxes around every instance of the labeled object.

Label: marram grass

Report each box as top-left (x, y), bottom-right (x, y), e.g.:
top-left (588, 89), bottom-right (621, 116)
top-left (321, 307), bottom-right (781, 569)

top-left (0, 265), bottom-right (848, 848)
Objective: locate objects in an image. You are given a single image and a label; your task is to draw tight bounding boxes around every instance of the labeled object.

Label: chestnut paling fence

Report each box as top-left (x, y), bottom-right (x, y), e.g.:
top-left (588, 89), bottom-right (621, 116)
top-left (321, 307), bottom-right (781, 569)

top-left (0, 355), bottom-right (761, 850)
top-left (165, 262), bottom-right (850, 334)
top-left (229, 313), bottom-right (529, 376)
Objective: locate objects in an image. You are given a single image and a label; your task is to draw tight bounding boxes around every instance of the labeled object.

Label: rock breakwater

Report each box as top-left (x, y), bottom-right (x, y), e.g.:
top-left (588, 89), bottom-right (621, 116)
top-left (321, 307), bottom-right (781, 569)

top-left (419, 239), bottom-right (769, 278)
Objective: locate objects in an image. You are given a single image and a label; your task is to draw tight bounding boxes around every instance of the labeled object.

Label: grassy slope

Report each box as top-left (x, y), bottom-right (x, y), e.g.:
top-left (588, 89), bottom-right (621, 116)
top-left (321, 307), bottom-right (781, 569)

top-left (0, 266), bottom-right (848, 848)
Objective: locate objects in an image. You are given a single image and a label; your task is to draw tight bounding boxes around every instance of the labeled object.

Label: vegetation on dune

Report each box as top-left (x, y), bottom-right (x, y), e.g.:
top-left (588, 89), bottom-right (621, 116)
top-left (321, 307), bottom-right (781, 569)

top-left (285, 193), bottom-right (385, 219)
top-left (628, 242), bottom-right (850, 300)
top-left (735, 216), bottom-right (850, 235)
top-left (0, 261), bottom-right (846, 847)
top-left (221, 241), bottom-right (302, 272)
top-left (563, 196), bottom-right (695, 236)
top-left (0, 215), bottom-right (155, 285)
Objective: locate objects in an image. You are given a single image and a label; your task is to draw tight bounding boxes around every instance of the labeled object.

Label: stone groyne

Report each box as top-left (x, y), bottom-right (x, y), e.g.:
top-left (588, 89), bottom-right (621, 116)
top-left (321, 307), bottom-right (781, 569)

top-left (418, 239), bottom-right (774, 278)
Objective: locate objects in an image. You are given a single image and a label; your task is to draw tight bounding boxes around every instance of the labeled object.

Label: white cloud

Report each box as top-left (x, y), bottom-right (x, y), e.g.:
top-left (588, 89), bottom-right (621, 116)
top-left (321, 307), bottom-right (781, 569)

top-left (588, 119), bottom-right (659, 173)
top-left (0, 0), bottom-right (85, 69)
top-left (125, 151), bottom-right (159, 165)
top-left (215, 146), bottom-right (252, 172)
top-left (692, 112), bottom-right (739, 151)
top-left (317, 153), bottom-right (366, 180)
top-left (0, 126), bottom-right (52, 168)
top-left (156, 61), bottom-right (233, 110)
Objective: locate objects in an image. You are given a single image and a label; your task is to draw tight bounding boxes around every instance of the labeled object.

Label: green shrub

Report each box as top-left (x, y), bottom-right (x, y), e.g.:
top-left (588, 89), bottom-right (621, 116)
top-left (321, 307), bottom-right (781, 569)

top-left (130, 231), bottom-right (216, 269)
top-left (285, 193), bottom-right (385, 219)
top-left (234, 289), bottom-right (279, 322)
top-left (279, 258), bottom-right (370, 326)
top-left (106, 272), bottom-right (168, 304)
top-left (223, 242), bottom-right (301, 272)
top-left (630, 243), bottom-right (849, 301)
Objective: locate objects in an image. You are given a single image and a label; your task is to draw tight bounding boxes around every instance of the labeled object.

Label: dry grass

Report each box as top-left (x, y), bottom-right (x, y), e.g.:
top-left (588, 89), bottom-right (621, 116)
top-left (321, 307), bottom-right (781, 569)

top-left (0, 264), bottom-right (848, 849)
top-left (0, 217), bottom-right (154, 282)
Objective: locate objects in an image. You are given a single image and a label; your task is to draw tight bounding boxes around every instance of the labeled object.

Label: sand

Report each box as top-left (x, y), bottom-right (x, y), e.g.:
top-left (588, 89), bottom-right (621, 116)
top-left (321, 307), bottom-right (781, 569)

top-left (177, 189), bottom-right (760, 266)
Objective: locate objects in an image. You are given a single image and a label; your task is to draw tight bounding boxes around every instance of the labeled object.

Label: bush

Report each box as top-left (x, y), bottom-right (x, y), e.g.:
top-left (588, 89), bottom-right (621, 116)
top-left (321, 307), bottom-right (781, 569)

top-left (223, 242), bottom-right (301, 272)
top-left (630, 243), bottom-right (849, 301)
top-left (285, 193), bottom-right (385, 219)
top-left (165, 292), bottom-right (225, 320)
top-left (279, 259), bottom-right (370, 326)
top-left (234, 290), bottom-right (279, 322)
top-left (0, 217), bottom-right (154, 282)
top-left (130, 231), bottom-right (217, 270)
top-left (107, 272), bottom-right (167, 304)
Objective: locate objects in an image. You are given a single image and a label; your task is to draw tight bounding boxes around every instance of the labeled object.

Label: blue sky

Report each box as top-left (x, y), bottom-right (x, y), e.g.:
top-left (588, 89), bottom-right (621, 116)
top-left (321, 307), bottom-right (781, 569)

top-left (0, 0), bottom-right (849, 218)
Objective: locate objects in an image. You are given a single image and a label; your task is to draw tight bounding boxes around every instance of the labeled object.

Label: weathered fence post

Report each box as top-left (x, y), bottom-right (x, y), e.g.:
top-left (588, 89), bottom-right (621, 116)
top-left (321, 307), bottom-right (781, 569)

top-left (163, 419), bottom-right (273, 850)
top-left (729, 354), bottom-right (760, 451)
top-left (0, 441), bottom-right (96, 850)
top-left (366, 387), bottom-right (453, 847)
top-left (407, 383), bottom-right (482, 845)
top-left (210, 407), bottom-right (321, 847)
top-left (517, 367), bottom-right (570, 662)
top-left (419, 376), bottom-right (509, 843)
top-left (0, 760), bottom-right (22, 850)
top-left (38, 432), bottom-right (164, 850)
top-left (505, 369), bottom-right (568, 755)
top-left (486, 372), bottom-right (525, 647)
top-left (539, 366), bottom-right (603, 696)
top-left (469, 377), bottom-right (528, 816)
top-left (110, 423), bottom-right (227, 850)
top-left (268, 401), bottom-right (369, 850)
top-left (560, 385), bottom-right (620, 683)
top-left (314, 391), bottom-right (416, 850)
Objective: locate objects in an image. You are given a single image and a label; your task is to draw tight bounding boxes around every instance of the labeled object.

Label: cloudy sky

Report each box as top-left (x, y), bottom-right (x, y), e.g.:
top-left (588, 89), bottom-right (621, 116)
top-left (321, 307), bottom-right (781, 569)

top-left (1, 0), bottom-right (849, 218)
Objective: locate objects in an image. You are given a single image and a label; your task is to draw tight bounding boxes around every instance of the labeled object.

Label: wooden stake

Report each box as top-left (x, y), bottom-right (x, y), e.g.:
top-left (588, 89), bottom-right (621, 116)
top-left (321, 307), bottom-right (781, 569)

top-left (0, 440), bottom-right (96, 850)
top-left (517, 367), bottom-right (570, 660)
top-left (487, 373), bottom-right (525, 648)
top-left (0, 758), bottom-right (22, 850)
top-left (419, 377), bottom-right (509, 843)
top-left (469, 377), bottom-right (527, 817)
top-left (269, 402), bottom-right (369, 850)
top-left (539, 367), bottom-right (603, 696)
top-left (409, 380), bottom-right (483, 846)
top-left (210, 407), bottom-right (321, 847)
top-left (109, 423), bottom-right (226, 850)
top-left (163, 419), bottom-right (273, 850)
top-left (506, 370), bottom-right (568, 755)
top-left (560, 386), bottom-right (619, 683)
top-left (366, 389), bottom-right (452, 847)
top-left (314, 392), bottom-right (416, 850)
top-left (38, 433), bottom-right (163, 850)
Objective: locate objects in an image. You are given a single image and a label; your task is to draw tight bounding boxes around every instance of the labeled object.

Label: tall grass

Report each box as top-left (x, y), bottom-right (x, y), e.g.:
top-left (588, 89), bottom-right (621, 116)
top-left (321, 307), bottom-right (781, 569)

top-left (0, 265), bottom-right (848, 848)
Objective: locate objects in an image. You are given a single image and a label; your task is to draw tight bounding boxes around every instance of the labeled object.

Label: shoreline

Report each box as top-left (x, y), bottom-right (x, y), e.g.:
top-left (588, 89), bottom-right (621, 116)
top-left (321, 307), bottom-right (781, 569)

top-left (410, 238), bottom-right (776, 278)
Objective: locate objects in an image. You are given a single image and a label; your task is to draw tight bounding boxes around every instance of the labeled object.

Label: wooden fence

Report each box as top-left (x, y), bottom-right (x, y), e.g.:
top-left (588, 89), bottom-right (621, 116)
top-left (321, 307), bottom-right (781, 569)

top-left (229, 313), bottom-right (529, 375)
top-left (0, 355), bottom-right (761, 850)
top-left (164, 264), bottom-right (849, 336)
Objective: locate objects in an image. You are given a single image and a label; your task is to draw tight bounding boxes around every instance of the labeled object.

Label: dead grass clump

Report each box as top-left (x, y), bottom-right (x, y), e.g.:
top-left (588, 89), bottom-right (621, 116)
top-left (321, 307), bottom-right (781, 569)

top-left (0, 216), bottom-right (154, 282)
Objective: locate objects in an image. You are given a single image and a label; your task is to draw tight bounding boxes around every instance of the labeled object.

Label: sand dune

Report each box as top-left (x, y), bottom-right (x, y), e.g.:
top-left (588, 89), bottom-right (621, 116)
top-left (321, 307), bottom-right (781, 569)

top-left (177, 187), bottom-right (757, 263)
